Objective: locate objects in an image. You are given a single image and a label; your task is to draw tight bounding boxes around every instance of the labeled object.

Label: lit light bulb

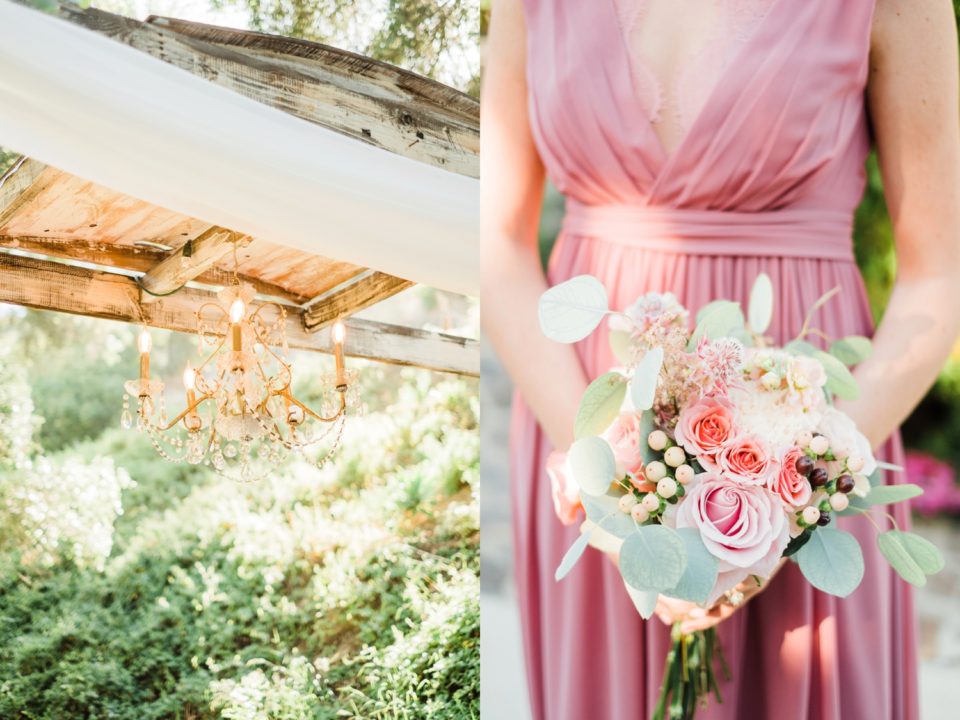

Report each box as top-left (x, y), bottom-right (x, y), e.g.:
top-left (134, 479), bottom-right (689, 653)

top-left (137, 328), bottom-right (152, 353)
top-left (332, 320), bottom-right (346, 344)
top-left (182, 363), bottom-right (196, 391)
top-left (229, 298), bottom-right (245, 323)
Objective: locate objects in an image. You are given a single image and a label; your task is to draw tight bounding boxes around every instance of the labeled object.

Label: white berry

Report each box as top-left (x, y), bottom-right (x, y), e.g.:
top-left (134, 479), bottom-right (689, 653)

top-left (631, 504), bottom-right (650, 523)
top-left (809, 435), bottom-right (830, 456)
top-left (641, 493), bottom-right (661, 512)
top-left (829, 493), bottom-right (849, 512)
top-left (664, 446), bottom-right (686, 468)
top-left (657, 477), bottom-right (678, 499)
top-left (647, 430), bottom-right (668, 451)
top-left (645, 461), bottom-right (667, 482)
top-left (675, 464), bottom-right (695, 485)
top-left (618, 494), bottom-right (638, 513)
top-left (795, 431), bottom-right (813, 448)
top-left (847, 454), bottom-right (865, 473)
top-left (801, 506), bottom-right (821, 525)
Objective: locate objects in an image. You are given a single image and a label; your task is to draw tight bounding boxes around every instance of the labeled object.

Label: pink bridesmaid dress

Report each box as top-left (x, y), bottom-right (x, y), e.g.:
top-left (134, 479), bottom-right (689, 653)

top-left (510, 0), bottom-right (919, 718)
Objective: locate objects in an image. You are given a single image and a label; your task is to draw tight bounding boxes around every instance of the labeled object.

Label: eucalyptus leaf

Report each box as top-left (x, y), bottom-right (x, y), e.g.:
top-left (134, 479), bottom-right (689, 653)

top-left (784, 339), bottom-right (818, 356)
top-left (748, 273), bottom-right (774, 335)
top-left (814, 350), bottom-right (860, 400)
top-left (829, 336), bottom-right (873, 366)
top-left (637, 410), bottom-right (657, 465)
top-left (864, 484), bottom-right (923, 506)
top-left (878, 531), bottom-right (944, 587)
top-left (555, 530), bottom-right (592, 581)
top-left (662, 528), bottom-right (718, 604)
top-left (687, 301), bottom-right (745, 350)
top-left (795, 527), bottom-right (864, 597)
top-left (623, 580), bottom-right (658, 620)
top-left (538, 275), bottom-right (609, 343)
top-left (582, 492), bottom-right (636, 539)
top-left (574, 372), bottom-right (628, 440)
top-left (609, 330), bottom-right (634, 365)
top-left (568, 436), bottom-right (616, 496)
top-left (630, 347), bottom-right (664, 411)
top-left (619, 525), bottom-right (687, 592)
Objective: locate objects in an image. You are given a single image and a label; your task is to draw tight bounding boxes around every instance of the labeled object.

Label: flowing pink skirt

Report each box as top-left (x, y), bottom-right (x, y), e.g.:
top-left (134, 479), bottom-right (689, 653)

top-left (510, 232), bottom-right (919, 720)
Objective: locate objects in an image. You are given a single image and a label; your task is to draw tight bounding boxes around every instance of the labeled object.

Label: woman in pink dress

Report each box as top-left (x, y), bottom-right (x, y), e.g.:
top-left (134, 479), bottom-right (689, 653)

top-left (481, 0), bottom-right (960, 718)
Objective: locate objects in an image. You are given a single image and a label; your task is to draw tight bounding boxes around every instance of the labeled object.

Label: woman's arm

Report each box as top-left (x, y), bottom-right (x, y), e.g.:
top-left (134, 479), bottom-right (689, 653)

top-left (481, 0), bottom-right (589, 450)
top-left (839, 0), bottom-right (960, 445)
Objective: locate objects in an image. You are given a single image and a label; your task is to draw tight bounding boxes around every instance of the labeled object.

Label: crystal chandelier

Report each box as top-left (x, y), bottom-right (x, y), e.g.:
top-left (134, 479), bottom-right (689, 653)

top-left (121, 280), bottom-right (357, 481)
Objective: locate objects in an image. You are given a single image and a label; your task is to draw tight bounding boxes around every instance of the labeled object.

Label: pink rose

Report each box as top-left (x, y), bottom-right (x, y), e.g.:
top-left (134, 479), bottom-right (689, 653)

top-left (674, 397), bottom-right (737, 465)
top-left (676, 473), bottom-right (789, 604)
top-left (546, 450), bottom-right (582, 526)
top-left (602, 413), bottom-right (645, 479)
top-left (717, 436), bottom-right (774, 485)
top-left (769, 448), bottom-right (813, 508)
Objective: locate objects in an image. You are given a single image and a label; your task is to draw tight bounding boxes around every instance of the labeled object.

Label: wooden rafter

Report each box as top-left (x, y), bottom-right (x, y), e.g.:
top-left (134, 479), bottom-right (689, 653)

top-left (303, 271), bottom-right (414, 332)
top-left (59, 5), bottom-right (479, 178)
top-left (0, 252), bottom-right (478, 377)
top-left (0, 236), bottom-right (307, 304)
top-left (138, 226), bottom-right (249, 298)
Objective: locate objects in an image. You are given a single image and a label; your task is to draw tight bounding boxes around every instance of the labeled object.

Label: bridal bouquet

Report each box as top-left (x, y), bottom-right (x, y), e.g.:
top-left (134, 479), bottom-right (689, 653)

top-left (539, 273), bottom-right (944, 720)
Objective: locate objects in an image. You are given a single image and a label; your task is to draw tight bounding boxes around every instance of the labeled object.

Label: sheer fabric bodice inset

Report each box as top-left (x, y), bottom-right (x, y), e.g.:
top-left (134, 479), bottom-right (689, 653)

top-left (612, 0), bottom-right (775, 158)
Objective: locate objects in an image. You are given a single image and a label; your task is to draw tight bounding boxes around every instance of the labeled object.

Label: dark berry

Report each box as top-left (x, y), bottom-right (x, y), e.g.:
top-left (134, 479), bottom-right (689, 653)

top-left (795, 455), bottom-right (815, 476)
top-left (836, 474), bottom-right (855, 494)
top-left (817, 511), bottom-right (831, 526)
top-left (809, 468), bottom-right (829, 487)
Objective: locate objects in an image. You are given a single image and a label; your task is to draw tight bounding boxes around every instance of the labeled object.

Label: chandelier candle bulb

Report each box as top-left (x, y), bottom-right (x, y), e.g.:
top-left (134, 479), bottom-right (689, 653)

top-left (137, 328), bottom-right (151, 381)
top-left (230, 299), bottom-right (245, 351)
top-left (183, 363), bottom-right (197, 407)
top-left (333, 320), bottom-right (346, 389)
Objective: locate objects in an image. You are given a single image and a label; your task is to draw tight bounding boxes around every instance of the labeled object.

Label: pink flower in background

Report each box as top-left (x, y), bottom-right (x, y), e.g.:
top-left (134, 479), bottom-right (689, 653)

top-left (676, 473), bottom-right (789, 604)
top-left (546, 450), bottom-right (582, 526)
top-left (674, 397), bottom-right (738, 466)
top-left (906, 451), bottom-right (960, 516)
top-left (695, 336), bottom-right (745, 396)
top-left (717, 436), bottom-right (774, 485)
top-left (769, 447), bottom-right (813, 508)
top-left (602, 413), bottom-right (645, 479)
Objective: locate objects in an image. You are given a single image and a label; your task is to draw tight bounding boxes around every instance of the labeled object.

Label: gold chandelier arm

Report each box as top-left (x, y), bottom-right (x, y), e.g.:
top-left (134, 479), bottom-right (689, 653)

top-left (285, 389), bottom-right (347, 423)
top-left (148, 393), bottom-right (214, 432)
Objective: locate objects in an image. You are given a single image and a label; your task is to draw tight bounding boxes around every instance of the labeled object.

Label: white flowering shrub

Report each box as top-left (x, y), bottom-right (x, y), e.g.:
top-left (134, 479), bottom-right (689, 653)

top-left (0, 345), bottom-right (133, 570)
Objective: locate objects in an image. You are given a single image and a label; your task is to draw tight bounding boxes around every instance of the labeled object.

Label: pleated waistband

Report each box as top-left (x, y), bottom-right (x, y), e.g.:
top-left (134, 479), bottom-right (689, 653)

top-left (562, 201), bottom-right (855, 261)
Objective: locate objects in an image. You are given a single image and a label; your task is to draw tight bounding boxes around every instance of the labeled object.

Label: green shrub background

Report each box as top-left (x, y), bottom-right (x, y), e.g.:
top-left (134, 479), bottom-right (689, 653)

top-left (0, 312), bottom-right (479, 719)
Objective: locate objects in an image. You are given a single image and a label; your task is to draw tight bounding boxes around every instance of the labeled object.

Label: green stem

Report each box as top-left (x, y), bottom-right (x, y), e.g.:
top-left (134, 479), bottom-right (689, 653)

top-left (650, 625), bottom-right (727, 720)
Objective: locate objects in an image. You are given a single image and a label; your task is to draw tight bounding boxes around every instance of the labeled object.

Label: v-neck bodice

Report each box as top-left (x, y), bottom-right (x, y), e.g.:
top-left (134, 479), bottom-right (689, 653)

top-left (521, 0), bottom-right (876, 214)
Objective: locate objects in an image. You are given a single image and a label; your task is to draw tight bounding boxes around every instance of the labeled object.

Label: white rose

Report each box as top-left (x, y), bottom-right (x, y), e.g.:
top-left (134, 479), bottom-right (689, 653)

top-left (817, 407), bottom-right (877, 476)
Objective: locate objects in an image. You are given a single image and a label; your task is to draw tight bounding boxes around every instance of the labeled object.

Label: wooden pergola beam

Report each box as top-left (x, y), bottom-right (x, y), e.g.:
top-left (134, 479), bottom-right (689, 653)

top-left (303, 271), bottom-right (414, 332)
top-left (138, 226), bottom-right (250, 298)
top-left (0, 236), bottom-right (307, 304)
top-left (0, 252), bottom-right (478, 376)
top-left (59, 5), bottom-right (479, 178)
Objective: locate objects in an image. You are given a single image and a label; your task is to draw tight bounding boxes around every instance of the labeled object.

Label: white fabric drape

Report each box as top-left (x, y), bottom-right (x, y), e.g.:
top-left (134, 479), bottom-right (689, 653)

top-left (0, 1), bottom-right (478, 296)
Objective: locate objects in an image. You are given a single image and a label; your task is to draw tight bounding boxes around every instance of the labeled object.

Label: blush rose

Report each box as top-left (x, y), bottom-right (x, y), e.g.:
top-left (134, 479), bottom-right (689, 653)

top-left (546, 450), bottom-right (581, 526)
top-left (716, 436), bottom-right (774, 485)
top-left (602, 412), bottom-right (646, 480)
top-left (769, 447), bottom-right (813, 508)
top-left (674, 397), bottom-right (738, 467)
top-left (676, 473), bottom-right (789, 604)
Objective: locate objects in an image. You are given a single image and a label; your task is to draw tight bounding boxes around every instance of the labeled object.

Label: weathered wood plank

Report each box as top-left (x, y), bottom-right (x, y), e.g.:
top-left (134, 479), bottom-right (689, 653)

top-left (0, 158), bottom-right (57, 227)
top-left (139, 226), bottom-right (249, 297)
top-left (58, 5), bottom-right (479, 178)
top-left (0, 253), bottom-right (478, 376)
top-left (303, 271), bottom-right (413, 331)
top-left (0, 236), bottom-right (307, 304)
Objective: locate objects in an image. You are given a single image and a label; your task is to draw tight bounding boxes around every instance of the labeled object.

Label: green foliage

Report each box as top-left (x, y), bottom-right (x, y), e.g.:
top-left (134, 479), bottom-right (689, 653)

top-left (0, 312), bottom-right (479, 718)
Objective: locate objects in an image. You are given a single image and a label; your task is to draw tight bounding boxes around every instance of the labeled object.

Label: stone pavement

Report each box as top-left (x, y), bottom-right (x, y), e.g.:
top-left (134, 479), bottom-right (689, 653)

top-left (481, 342), bottom-right (960, 719)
